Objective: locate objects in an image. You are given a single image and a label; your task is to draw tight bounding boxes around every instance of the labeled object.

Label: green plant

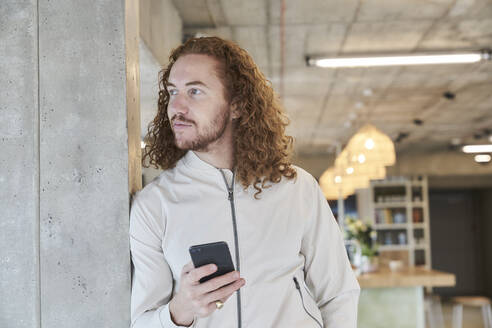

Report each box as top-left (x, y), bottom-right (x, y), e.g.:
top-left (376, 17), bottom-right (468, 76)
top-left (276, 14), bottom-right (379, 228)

top-left (344, 216), bottom-right (379, 258)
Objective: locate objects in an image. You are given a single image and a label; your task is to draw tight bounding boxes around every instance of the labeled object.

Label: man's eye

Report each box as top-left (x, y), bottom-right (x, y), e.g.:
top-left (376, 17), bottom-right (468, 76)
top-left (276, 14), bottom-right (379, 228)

top-left (189, 88), bottom-right (202, 95)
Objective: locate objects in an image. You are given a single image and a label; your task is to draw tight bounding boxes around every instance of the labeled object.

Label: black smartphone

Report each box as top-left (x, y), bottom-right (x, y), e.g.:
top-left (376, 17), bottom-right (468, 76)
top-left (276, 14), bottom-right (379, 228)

top-left (189, 241), bottom-right (235, 283)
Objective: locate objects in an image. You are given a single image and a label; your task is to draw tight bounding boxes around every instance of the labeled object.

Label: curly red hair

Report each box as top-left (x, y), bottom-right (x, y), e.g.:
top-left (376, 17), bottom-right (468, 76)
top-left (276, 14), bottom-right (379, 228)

top-left (142, 36), bottom-right (296, 197)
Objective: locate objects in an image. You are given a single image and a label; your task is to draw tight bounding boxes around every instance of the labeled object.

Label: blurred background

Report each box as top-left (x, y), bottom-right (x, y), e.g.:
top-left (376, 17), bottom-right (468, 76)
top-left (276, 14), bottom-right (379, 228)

top-left (139, 1), bottom-right (492, 327)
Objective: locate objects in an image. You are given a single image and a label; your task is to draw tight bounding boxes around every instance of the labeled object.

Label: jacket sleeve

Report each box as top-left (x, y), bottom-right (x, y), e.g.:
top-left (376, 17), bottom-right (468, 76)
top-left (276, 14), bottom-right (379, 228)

top-left (301, 176), bottom-right (360, 328)
top-left (129, 192), bottom-right (195, 328)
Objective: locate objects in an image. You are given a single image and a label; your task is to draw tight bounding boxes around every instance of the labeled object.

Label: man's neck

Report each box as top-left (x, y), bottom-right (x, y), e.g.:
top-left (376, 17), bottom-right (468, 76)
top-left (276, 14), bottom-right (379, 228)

top-left (192, 137), bottom-right (234, 170)
top-left (193, 149), bottom-right (233, 170)
top-left (189, 118), bottom-right (235, 170)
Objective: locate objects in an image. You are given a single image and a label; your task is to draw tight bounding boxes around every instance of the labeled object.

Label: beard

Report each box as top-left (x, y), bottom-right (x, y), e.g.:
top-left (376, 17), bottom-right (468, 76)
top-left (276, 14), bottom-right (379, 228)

top-left (171, 105), bottom-right (231, 151)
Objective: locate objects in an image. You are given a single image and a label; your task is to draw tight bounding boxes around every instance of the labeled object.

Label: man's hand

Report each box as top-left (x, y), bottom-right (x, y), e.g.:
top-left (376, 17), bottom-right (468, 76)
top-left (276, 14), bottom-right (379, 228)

top-left (169, 262), bottom-right (246, 326)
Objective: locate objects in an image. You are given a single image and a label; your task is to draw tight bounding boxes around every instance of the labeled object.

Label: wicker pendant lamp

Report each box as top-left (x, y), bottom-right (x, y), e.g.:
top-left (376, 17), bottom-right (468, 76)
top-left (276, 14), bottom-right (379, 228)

top-left (335, 148), bottom-right (387, 181)
top-left (319, 167), bottom-right (355, 200)
top-left (319, 124), bottom-right (395, 200)
top-left (345, 123), bottom-right (396, 167)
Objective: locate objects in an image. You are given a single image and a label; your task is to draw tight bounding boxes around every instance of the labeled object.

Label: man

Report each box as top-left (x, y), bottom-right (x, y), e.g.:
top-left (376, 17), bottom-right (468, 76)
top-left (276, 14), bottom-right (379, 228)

top-left (130, 36), bottom-right (360, 328)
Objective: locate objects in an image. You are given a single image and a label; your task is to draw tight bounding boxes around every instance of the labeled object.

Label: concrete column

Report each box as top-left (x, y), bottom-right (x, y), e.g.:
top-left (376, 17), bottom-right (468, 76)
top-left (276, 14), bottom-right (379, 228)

top-left (1, 1), bottom-right (40, 327)
top-left (1, 0), bottom-right (137, 327)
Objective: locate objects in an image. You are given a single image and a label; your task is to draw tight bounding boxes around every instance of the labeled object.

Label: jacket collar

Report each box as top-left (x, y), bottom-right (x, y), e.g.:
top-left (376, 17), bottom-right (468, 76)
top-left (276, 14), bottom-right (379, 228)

top-left (182, 150), bottom-right (219, 172)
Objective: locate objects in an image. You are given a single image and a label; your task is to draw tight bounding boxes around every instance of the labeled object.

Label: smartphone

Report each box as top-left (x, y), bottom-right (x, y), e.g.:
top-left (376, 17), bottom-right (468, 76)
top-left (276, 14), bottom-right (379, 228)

top-left (189, 241), bottom-right (235, 283)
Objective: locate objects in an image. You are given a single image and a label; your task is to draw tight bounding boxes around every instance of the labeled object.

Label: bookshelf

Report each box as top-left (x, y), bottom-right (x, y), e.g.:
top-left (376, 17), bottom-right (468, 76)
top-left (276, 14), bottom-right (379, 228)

top-left (368, 176), bottom-right (431, 269)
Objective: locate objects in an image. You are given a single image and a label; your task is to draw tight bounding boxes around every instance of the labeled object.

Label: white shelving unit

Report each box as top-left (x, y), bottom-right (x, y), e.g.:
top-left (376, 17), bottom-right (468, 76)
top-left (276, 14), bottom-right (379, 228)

top-left (368, 176), bottom-right (432, 269)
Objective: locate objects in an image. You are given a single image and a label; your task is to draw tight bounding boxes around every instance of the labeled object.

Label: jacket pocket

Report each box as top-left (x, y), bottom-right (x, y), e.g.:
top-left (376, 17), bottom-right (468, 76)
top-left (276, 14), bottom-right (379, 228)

top-left (293, 277), bottom-right (324, 328)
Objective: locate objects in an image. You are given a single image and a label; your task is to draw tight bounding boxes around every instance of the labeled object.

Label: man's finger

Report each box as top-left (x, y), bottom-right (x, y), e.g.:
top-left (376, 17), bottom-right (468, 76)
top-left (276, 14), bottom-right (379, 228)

top-left (196, 270), bottom-right (240, 295)
top-left (203, 278), bottom-right (245, 305)
top-left (188, 264), bottom-right (217, 284)
top-left (181, 261), bottom-right (195, 276)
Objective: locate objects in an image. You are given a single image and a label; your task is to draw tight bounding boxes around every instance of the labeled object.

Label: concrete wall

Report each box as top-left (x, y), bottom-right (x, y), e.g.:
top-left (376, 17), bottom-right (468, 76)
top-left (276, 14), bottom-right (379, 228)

top-left (139, 0), bottom-right (182, 66)
top-left (140, 39), bottom-right (163, 141)
top-left (1, 1), bottom-right (39, 326)
top-left (139, 0), bottom-right (182, 186)
top-left (1, 1), bottom-right (132, 327)
top-left (139, 39), bottom-right (168, 185)
top-left (388, 150), bottom-right (492, 178)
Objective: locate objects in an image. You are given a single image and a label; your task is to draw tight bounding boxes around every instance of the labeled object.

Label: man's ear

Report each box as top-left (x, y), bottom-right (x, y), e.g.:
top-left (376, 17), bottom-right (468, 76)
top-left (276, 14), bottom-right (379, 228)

top-left (231, 103), bottom-right (241, 119)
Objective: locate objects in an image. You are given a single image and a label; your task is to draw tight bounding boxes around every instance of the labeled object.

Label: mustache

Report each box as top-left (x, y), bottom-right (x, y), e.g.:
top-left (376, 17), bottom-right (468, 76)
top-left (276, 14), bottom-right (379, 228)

top-left (171, 114), bottom-right (195, 125)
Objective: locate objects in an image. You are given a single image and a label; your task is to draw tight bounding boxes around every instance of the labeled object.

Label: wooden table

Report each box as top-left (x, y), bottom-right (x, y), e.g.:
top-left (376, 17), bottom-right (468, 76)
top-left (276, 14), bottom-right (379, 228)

top-left (357, 267), bottom-right (456, 328)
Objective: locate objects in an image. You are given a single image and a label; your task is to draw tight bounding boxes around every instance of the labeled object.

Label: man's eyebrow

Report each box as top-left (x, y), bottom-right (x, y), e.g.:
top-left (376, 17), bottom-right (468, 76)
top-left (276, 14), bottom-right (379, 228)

top-left (187, 81), bottom-right (209, 88)
top-left (166, 81), bottom-right (209, 88)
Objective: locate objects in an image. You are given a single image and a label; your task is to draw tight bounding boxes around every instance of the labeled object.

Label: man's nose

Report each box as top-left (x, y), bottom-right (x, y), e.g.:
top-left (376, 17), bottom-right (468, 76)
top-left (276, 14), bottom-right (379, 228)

top-left (169, 94), bottom-right (189, 116)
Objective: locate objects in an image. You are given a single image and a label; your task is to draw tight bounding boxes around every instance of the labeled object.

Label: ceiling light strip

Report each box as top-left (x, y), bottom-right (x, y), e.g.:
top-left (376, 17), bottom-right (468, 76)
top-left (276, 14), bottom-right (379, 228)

top-left (307, 50), bottom-right (491, 68)
top-left (462, 144), bottom-right (492, 153)
top-left (475, 154), bottom-right (491, 163)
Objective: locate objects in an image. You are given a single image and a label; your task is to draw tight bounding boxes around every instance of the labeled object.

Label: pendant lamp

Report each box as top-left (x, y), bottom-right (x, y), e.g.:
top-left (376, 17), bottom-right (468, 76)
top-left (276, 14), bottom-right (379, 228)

top-left (345, 123), bottom-right (396, 167)
top-left (335, 148), bottom-right (387, 181)
top-left (319, 167), bottom-right (354, 200)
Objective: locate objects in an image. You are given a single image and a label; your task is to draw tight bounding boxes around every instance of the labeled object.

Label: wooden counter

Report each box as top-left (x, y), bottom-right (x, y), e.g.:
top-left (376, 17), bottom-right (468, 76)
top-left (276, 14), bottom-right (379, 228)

top-left (357, 267), bottom-right (456, 328)
top-left (357, 266), bottom-right (456, 288)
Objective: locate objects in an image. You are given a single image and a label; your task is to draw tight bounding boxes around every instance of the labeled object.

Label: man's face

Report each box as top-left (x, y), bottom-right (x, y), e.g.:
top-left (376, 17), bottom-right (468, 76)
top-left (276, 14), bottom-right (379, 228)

top-left (166, 54), bottom-right (233, 151)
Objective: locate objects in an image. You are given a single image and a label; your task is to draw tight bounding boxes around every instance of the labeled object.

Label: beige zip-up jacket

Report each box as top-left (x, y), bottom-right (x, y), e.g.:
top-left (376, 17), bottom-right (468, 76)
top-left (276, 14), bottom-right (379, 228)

top-left (130, 151), bottom-right (360, 328)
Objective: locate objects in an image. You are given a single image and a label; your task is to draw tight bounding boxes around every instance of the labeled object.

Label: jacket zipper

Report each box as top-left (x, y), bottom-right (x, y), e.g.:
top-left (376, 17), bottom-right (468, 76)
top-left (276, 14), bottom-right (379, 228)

top-left (293, 277), bottom-right (323, 328)
top-left (219, 169), bottom-right (242, 328)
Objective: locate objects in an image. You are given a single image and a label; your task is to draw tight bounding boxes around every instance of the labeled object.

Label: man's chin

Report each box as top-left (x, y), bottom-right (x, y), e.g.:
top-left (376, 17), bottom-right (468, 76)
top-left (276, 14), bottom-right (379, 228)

top-left (174, 138), bottom-right (196, 151)
top-left (174, 141), bottom-right (191, 150)
top-left (174, 138), bottom-right (211, 152)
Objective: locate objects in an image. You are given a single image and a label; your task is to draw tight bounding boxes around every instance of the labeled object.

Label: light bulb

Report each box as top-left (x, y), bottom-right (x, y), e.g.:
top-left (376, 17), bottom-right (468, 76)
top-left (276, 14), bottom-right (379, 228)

top-left (365, 138), bottom-right (375, 150)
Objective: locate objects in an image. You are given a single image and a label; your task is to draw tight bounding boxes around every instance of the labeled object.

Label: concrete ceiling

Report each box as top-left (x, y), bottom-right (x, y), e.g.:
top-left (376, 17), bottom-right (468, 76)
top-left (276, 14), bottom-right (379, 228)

top-left (168, 0), bottom-right (492, 156)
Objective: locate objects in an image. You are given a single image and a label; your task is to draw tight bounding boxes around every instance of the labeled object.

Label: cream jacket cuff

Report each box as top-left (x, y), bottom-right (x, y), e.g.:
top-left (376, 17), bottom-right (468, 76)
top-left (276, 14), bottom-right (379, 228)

top-left (159, 304), bottom-right (196, 328)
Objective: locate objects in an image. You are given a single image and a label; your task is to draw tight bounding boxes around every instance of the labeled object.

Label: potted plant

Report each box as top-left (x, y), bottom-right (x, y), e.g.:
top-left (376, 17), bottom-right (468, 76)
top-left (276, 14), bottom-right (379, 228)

top-left (344, 216), bottom-right (379, 273)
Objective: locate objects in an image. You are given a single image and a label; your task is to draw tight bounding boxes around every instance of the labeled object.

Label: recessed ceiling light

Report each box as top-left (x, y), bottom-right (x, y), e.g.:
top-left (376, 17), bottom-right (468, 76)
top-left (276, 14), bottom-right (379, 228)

top-left (462, 144), bottom-right (492, 153)
top-left (344, 121), bottom-right (352, 128)
top-left (474, 154), bottom-right (491, 163)
top-left (451, 138), bottom-right (462, 146)
top-left (354, 101), bottom-right (364, 109)
top-left (443, 91), bottom-right (455, 100)
top-left (363, 88), bottom-right (373, 97)
top-left (349, 112), bottom-right (358, 120)
top-left (346, 167), bottom-right (354, 174)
